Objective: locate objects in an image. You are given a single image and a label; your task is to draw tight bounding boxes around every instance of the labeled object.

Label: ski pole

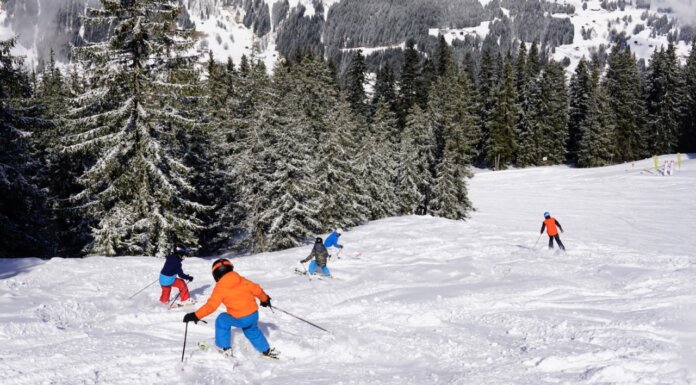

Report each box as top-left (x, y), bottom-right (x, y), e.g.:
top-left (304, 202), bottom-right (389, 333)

top-left (169, 292), bottom-right (182, 309)
top-left (533, 233), bottom-right (542, 248)
top-left (336, 248), bottom-right (343, 259)
top-left (271, 305), bottom-right (330, 333)
top-left (298, 262), bottom-right (313, 283)
top-left (181, 322), bottom-right (188, 362)
top-left (128, 279), bottom-right (158, 299)
top-left (181, 319), bottom-right (208, 362)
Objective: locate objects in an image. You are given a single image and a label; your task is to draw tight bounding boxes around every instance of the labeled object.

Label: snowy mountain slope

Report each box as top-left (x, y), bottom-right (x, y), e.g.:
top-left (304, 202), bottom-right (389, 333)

top-left (1, 0), bottom-right (692, 71)
top-left (1, 154), bottom-right (694, 384)
top-left (429, 0), bottom-right (693, 71)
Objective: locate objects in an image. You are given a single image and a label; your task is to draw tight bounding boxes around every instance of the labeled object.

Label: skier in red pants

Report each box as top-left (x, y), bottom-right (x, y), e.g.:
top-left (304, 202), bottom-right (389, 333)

top-left (540, 212), bottom-right (566, 251)
top-left (159, 246), bottom-right (194, 305)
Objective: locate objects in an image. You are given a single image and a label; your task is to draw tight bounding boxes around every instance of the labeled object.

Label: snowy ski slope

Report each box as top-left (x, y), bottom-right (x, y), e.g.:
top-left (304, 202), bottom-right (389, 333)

top-left (1, 154), bottom-right (694, 384)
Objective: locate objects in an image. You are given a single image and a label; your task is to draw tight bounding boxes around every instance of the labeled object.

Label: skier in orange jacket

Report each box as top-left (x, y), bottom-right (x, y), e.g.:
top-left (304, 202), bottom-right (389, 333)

top-left (540, 212), bottom-right (566, 251)
top-left (183, 259), bottom-right (278, 358)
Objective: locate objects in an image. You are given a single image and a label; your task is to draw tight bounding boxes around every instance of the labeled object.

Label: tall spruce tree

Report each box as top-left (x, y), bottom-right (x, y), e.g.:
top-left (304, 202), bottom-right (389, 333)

top-left (316, 94), bottom-right (366, 229)
top-left (427, 51), bottom-right (475, 217)
top-left (258, 87), bottom-right (321, 251)
top-left (0, 38), bottom-right (51, 257)
top-left (344, 49), bottom-right (368, 117)
top-left (216, 58), bottom-right (274, 252)
top-left (64, 0), bottom-right (204, 256)
top-left (567, 57), bottom-right (593, 164)
top-left (436, 35), bottom-right (452, 78)
top-left (577, 62), bottom-right (616, 167)
top-left (396, 105), bottom-right (434, 215)
top-left (605, 44), bottom-right (647, 162)
top-left (485, 54), bottom-right (518, 169)
top-left (371, 65), bottom-right (397, 116)
top-left (681, 40), bottom-right (696, 152)
top-left (364, 99), bottom-right (400, 218)
top-left (531, 60), bottom-right (569, 164)
top-left (398, 39), bottom-right (420, 126)
top-left (645, 42), bottom-right (681, 155)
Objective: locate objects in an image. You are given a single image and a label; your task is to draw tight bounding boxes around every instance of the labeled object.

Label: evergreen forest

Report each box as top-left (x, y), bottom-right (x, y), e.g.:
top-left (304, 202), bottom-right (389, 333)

top-left (1, 0), bottom-right (695, 258)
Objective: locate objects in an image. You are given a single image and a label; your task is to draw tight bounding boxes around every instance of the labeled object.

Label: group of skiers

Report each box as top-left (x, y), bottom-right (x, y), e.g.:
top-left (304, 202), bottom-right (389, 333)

top-left (164, 214), bottom-right (564, 361)
top-left (161, 229), bottom-right (345, 360)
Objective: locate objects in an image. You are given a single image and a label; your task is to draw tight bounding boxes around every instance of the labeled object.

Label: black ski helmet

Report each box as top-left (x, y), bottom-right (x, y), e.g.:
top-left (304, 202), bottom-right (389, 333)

top-left (173, 245), bottom-right (188, 259)
top-left (211, 258), bottom-right (234, 282)
top-left (315, 237), bottom-right (323, 244)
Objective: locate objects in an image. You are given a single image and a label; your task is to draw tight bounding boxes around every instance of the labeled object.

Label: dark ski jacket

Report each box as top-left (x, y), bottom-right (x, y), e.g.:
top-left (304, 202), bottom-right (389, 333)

top-left (301, 242), bottom-right (330, 267)
top-left (160, 255), bottom-right (192, 281)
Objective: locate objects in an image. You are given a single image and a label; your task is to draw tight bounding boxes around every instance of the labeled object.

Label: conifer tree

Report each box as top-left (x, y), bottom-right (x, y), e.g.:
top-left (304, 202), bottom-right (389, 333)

top-left (344, 49), bottom-right (368, 117)
top-left (315, 94), bottom-right (366, 229)
top-left (436, 35), bottom-right (451, 78)
top-left (64, 0), bottom-right (205, 256)
top-left (366, 99), bottom-right (400, 218)
top-left (396, 105), bottom-right (434, 215)
top-left (604, 44), bottom-right (647, 162)
top-left (398, 39), bottom-right (420, 123)
top-left (371, 65), bottom-right (397, 116)
top-left (353, 99), bottom-right (398, 221)
top-left (577, 73), bottom-right (616, 167)
top-left (259, 87), bottom-right (321, 251)
top-left (229, 60), bottom-right (285, 252)
top-left (428, 56), bottom-right (475, 219)
top-left (0, 38), bottom-right (51, 257)
top-left (567, 58), bottom-right (593, 164)
top-left (681, 40), bottom-right (696, 152)
top-left (645, 42), bottom-right (681, 155)
top-left (486, 54), bottom-right (518, 169)
top-left (531, 60), bottom-right (569, 165)
top-left (526, 41), bottom-right (541, 82)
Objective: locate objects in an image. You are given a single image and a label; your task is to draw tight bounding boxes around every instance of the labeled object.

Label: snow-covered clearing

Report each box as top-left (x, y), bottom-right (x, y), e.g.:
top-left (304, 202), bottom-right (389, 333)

top-left (1, 155), bottom-right (695, 384)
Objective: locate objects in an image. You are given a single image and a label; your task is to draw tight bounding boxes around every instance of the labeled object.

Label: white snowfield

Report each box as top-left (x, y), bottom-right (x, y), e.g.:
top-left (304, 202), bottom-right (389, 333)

top-left (1, 155), bottom-right (695, 384)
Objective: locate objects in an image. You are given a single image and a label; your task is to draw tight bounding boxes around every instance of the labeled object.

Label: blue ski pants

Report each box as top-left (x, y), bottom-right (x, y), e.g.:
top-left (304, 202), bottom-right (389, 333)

top-left (308, 260), bottom-right (331, 276)
top-left (215, 311), bottom-right (269, 353)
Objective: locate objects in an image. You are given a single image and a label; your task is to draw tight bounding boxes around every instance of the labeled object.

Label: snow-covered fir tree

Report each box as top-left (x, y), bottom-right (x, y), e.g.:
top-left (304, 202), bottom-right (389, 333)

top-left (485, 54), bottom-right (518, 169)
top-left (681, 40), bottom-right (696, 153)
top-left (605, 44), bottom-right (647, 162)
top-left (645, 42), bottom-right (682, 155)
top-left (362, 99), bottom-right (400, 219)
top-left (0, 38), bottom-right (51, 257)
top-left (577, 60), bottom-right (616, 167)
top-left (371, 65), bottom-right (398, 117)
top-left (64, 0), bottom-right (205, 256)
top-left (217, 58), bottom-right (275, 252)
top-left (567, 57), bottom-right (593, 164)
top-left (529, 60), bottom-right (569, 165)
top-left (396, 105), bottom-right (434, 215)
top-left (344, 49), bottom-right (368, 117)
top-left (315, 94), bottom-right (366, 229)
top-left (428, 54), bottom-right (474, 219)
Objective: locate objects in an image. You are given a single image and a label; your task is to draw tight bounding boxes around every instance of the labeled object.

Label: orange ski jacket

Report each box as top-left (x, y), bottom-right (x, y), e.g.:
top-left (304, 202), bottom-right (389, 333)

top-left (541, 217), bottom-right (563, 236)
top-left (194, 271), bottom-right (269, 320)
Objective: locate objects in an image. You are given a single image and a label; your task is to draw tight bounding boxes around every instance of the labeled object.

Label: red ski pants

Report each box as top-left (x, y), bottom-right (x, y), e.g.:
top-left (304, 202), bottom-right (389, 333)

top-left (160, 278), bottom-right (190, 303)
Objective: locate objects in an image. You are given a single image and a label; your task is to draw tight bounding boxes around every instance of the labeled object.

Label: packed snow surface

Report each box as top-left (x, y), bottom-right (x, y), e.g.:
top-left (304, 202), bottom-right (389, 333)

top-left (1, 155), bottom-right (695, 384)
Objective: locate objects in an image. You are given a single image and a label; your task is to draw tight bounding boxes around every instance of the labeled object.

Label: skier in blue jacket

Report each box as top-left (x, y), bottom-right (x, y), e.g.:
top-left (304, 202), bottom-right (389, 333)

top-left (324, 229), bottom-right (344, 252)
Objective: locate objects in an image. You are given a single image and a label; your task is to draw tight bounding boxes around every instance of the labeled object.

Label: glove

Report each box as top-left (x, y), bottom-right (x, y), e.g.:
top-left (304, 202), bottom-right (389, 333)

top-left (299, 260), bottom-right (305, 263)
top-left (186, 275), bottom-right (193, 282)
top-left (339, 245), bottom-right (344, 249)
top-left (183, 312), bottom-right (199, 324)
top-left (260, 297), bottom-right (272, 308)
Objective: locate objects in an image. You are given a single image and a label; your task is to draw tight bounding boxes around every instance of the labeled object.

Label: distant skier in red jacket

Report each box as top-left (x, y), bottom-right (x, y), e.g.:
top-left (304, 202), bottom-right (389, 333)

top-left (540, 212), bottom-right (566, 251)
